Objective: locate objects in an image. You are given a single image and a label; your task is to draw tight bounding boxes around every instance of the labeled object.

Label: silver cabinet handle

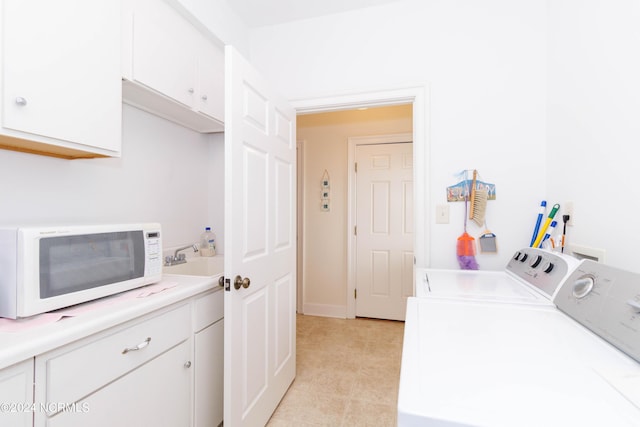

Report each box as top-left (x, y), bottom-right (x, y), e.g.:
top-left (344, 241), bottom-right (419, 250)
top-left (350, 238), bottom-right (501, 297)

top-left (122, 337), bottom-right (151, 354)
top-left (15, 97), bottom-right (27, 106)
top-left (184, 361), bottom-right (192, 368)
top-left (188, 88), bottom-right (194, 94)
top-left (201, 94), bottom-right (208, 101)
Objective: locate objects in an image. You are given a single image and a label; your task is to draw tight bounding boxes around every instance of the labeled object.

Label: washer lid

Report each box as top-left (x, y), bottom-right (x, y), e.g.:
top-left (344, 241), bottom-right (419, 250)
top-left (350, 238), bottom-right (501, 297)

top-left (416, 269), bottom-right (551, 304)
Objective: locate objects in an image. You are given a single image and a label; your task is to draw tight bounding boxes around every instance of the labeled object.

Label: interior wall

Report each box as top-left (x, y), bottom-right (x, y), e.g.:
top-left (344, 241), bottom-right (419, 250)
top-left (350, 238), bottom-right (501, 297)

top-left (298, 105), bottom-right (412, 317)
top-left (249, 0), bottom-right (548, 270)
top-left (547, 0), bottom-right (640, 271)
top-left (0, 105), bottom-right (219, 258)
top-left (173, 0), bottom-right (250, 55)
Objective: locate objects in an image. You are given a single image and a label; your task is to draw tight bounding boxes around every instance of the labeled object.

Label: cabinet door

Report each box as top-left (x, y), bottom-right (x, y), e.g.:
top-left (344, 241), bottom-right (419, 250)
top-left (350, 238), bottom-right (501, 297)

top-left (2, 0), bottom-right (121, 152)
top-left (0, 359), bottom-right (33, 427)
top-left (132, 0), bottom-right (199, 108)
top-left (195, 319), bottom-right (224, 427)
top-left (45, 340), bottom-right (192, 427)
top-left (196, 37), bottom-right (225, 121)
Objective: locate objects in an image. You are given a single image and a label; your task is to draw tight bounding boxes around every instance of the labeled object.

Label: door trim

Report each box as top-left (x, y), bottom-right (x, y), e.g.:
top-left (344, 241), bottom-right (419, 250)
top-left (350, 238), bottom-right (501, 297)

top-left (347, 134), bottom-right (413, 319)
top-left (296, 139), bottom-right (305, 314)
top-left (293, 85), bottom-right (430, 309)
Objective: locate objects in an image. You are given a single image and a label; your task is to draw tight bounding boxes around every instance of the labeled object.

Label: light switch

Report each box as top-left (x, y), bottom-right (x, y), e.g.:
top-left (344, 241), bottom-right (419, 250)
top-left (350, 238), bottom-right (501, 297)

top-left (436, 204), bottom-right (449, 224)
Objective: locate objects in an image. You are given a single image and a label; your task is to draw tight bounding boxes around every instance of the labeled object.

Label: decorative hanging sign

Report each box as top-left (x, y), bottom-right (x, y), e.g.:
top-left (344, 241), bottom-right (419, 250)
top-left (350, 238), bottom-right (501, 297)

top-left (321, 170), bottom-right (330, 212)
top-left (446, 170), bottom-right (496, 202)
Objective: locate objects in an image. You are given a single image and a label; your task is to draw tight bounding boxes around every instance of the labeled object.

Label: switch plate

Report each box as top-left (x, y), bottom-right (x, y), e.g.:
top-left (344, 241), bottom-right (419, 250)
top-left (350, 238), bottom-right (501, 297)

top-left (436, 204), bottom-right (449, 224)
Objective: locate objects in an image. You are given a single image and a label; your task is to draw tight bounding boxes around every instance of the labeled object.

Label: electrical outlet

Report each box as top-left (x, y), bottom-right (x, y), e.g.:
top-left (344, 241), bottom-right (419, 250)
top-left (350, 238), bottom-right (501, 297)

top-left (436, 204), bottom-right (449, 224)
top-left (564, 201), bottom-right (574, 226)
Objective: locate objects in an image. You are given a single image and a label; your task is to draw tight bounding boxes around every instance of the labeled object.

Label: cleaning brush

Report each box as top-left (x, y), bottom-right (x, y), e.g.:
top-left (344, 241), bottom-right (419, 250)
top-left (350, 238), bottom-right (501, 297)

top-left (469, 170), bottom-right (488, 227)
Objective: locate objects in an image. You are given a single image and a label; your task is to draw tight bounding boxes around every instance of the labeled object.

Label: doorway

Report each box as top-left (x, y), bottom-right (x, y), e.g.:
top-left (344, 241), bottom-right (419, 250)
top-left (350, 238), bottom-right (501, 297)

top-left (294, 85), bottom-right (428, 319)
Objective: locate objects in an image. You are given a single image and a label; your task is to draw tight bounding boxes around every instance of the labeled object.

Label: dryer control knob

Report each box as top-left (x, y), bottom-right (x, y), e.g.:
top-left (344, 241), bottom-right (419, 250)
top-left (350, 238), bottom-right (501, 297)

top-left (543, 262), bottom-right (554, 273)
top-left (573, 275), bottom-right (595, 299)
top-left (530, 255), bottom-right (542, 268)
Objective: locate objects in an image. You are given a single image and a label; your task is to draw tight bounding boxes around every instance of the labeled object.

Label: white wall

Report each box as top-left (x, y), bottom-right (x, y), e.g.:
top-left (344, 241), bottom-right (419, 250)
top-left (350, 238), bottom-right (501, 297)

top-left (249, 0), bottom-right (548, 272)
top-left (0, 105), bottom-right (221, 257)
top-left (173, 0), bottom-right (250, 55)
top-left (547, 0), bottom-right (640, 271)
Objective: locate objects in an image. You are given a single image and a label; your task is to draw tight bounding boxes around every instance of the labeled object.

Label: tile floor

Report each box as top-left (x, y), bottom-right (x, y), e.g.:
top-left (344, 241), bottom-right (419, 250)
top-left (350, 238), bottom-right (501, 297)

top-left (266, 314), bottom-right (405, 426)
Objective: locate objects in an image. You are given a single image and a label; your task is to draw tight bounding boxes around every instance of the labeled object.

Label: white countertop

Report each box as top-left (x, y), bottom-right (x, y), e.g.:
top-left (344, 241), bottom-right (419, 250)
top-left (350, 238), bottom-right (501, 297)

top-left (0, 274), bottom-right (221, 371)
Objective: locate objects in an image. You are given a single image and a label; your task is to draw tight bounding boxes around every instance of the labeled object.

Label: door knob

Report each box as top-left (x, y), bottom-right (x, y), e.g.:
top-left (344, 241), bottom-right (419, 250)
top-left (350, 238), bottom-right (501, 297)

top-left (218, 276), bottom-right (225, 287)
top-left (234, 275), bottom-right (251, 290)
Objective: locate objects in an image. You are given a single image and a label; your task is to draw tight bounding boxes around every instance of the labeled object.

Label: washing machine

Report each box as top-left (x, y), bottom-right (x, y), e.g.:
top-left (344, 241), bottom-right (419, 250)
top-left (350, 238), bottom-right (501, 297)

top-left (398, 259), bottom-right (640, 426)
top-left (415, 247), bottom-right (579, 304)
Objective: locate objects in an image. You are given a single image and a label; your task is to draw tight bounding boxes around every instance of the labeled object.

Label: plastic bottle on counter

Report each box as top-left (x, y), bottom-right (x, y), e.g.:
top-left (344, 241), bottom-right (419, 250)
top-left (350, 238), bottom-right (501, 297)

top-left (200, 227), bottom-right (216, 257)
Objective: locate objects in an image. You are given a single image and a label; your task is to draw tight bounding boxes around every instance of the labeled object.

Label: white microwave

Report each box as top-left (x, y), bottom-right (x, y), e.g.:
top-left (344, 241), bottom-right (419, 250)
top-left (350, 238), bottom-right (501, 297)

top-left (0, 223), bottom-right (162, 319)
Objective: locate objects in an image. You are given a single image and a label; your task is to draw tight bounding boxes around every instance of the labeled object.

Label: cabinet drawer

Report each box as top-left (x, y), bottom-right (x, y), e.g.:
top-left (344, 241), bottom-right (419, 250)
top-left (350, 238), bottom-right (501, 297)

top-left (193, 289), bottom-right (223, 332)
top-left (36, 303), bottom-right (190, 409)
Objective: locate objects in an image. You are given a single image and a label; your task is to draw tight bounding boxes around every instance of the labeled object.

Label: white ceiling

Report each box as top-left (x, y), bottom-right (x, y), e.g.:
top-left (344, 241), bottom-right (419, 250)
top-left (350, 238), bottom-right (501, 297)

top-left (225, 0), bottom-right (404, 28)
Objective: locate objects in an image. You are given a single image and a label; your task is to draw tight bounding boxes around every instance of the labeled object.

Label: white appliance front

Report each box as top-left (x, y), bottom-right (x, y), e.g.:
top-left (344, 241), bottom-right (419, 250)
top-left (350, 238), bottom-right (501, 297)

top-left (398, 259), bottom-right (640, 426)
top-left (398, 298), bottom-right (640, 426)
top-left (0, 223), bottom-right (162, 318)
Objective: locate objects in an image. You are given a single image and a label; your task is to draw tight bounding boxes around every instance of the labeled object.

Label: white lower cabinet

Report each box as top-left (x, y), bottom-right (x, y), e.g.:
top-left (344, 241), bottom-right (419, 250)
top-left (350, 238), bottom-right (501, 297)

top-left (47, 340), bottom-right (192, 427)
top-left (30, 289), bottom-right (225, 427)
top-left (0, 359), bottom-right (34, 427)
top-left (193, 290), bottom-right (224, 427)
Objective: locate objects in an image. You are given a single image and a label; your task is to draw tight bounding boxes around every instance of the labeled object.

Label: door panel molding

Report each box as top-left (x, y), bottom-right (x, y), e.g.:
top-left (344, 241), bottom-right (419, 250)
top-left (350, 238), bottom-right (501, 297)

top-left (352, 139), bottom-right (413, 320)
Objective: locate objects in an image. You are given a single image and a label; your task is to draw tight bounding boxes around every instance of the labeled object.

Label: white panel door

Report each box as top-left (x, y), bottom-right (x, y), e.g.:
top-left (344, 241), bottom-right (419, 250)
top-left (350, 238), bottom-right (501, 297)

top-left (355, 142), bottom-right (413, 321)
top-left (224, 46), bottom-right (296, 427)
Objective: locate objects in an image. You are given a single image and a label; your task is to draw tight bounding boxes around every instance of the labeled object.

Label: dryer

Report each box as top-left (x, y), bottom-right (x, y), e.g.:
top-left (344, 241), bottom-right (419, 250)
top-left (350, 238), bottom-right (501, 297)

top-left (398, 259), bottom-right (640, 426)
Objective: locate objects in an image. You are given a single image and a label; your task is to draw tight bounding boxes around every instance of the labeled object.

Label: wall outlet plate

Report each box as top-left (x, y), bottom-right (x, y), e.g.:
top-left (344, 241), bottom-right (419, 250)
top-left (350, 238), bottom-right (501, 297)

top-left (564, 201), bottom-right (574, 226)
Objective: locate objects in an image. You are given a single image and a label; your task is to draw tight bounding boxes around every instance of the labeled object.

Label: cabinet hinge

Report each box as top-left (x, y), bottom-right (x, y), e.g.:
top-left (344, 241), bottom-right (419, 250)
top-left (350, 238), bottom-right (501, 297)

top-left (354, 289), bottom-right (357, 299)
top-left (354, 225), bottom-right (357, 236)
top-left (355, 162), bottom-right (358, 173)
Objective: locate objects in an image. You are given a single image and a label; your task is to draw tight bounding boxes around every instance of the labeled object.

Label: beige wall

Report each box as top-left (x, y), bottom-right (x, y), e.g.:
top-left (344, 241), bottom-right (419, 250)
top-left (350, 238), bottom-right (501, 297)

top-left (298, 104), bottom-right (412, 317)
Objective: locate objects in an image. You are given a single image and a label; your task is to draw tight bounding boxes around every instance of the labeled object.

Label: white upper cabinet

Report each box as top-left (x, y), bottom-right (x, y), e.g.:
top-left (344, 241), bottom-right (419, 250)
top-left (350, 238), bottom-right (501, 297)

top-left (0, 0), bottom-right (121, 159)
top-left (122, 0), bottom-right (224, 133)
top-left (196, 38), bottom-right (225, 121)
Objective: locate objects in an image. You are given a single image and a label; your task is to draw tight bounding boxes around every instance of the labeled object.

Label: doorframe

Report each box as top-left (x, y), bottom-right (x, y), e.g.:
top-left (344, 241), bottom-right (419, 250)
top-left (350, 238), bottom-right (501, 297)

top-left (347, 134), bottom-right (413, 319)
top-left (293, 85), bottom-right (430, 316)
top-left (296, 139), bottom-right (305, 314)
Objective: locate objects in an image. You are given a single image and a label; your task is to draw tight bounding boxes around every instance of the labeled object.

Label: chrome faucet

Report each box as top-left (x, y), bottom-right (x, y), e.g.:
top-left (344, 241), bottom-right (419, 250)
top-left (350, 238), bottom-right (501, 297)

top-left (165, 244), bottom-right (199, 266)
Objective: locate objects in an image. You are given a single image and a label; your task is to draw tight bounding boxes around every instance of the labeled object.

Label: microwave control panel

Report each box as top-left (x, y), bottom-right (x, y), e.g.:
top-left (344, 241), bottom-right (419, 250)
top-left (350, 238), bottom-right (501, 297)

top-left (145, 230), bottom-right (162, 276)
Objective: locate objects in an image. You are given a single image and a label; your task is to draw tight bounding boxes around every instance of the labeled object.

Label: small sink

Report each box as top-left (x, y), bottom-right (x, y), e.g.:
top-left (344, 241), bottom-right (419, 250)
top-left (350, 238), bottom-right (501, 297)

top-left (163, 256), bottom-right (224, 277)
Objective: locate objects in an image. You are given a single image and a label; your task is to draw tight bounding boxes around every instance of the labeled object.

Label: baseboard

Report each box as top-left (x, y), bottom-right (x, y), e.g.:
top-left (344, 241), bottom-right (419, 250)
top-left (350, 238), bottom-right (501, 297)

top-left (301, 303), bottom-right (347, 319)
